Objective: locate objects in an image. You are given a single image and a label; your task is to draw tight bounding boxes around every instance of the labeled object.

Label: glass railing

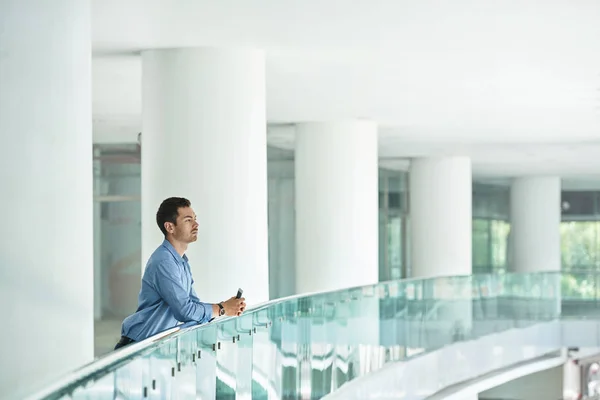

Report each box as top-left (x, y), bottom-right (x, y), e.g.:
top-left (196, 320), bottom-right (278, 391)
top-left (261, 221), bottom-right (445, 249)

top-left (29, 272), bottom-right (600, 399)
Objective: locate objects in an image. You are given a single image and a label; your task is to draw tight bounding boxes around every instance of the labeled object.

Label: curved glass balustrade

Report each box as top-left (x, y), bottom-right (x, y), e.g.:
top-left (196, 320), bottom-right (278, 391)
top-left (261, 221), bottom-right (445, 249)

top-left (29, 272), bottom-right (596, 399)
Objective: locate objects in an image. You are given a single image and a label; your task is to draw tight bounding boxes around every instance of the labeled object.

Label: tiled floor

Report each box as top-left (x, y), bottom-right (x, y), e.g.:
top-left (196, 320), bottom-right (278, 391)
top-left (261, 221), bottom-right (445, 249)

top-left (94, 318), bottom-right (123, 358)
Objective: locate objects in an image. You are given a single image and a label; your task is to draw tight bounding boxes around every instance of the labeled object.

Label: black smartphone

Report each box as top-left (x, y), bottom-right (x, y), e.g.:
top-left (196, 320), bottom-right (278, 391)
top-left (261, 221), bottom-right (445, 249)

top-left (236, 288), bottom-right (243, 299)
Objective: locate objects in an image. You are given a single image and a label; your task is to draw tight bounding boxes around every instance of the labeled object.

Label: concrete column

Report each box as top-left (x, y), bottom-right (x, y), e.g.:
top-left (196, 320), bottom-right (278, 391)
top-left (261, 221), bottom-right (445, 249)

top-left (0, 1), bottom-right (93, 398)
top-left (141, 48), bottom-right (269, 304)
top-left (294, 121), bottom-right (379, 294)
top-left (409, 157), bottom-right (473, 277)
top-left (510, 177), bottom-right (561, 272)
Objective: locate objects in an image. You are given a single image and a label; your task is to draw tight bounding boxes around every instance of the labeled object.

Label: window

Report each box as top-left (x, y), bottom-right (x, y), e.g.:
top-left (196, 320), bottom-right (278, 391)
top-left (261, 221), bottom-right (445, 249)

top-left (472, 183), bottom-right (510, 274)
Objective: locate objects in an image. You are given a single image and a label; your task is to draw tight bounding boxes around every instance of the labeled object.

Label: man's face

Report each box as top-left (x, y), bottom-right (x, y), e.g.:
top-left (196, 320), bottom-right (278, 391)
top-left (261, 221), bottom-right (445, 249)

top-left (170, 206), bottom-right (199, 243)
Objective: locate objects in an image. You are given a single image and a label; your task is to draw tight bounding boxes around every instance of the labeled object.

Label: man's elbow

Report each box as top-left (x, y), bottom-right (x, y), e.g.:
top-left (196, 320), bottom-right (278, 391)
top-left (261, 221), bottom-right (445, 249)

top-left (172, 311), bottom-right (189, 323)
top-left (172, 304), bottom-right (204, 323)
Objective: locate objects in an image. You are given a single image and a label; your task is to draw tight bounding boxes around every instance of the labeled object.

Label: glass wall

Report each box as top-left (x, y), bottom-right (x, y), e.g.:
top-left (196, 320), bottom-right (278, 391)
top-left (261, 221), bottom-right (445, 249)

top-left (560, 191), bottom-right (600, 298)
top-left (93, 144), bottom-right (141, 321)
top-left (561, 191), bottom-right (600, 270)
top-left (471, 183), bottom-right (510, 274)
top-left (378, 169), bottom-right (409, 281)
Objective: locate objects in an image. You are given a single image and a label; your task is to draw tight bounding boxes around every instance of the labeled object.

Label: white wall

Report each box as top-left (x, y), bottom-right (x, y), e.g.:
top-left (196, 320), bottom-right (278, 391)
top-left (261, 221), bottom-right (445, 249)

top-left (479, 365), bottom-right (563, 400)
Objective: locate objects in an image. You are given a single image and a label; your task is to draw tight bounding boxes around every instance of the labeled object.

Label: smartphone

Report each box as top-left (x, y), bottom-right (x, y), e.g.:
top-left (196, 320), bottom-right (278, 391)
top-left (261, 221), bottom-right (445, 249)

top-left (236, 288), bottom-right (243, 299)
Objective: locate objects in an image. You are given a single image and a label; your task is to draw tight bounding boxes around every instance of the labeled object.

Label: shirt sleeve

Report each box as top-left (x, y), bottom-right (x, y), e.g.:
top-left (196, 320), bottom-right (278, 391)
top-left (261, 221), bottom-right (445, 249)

top-left (153, 261), bottom-right (213, 323)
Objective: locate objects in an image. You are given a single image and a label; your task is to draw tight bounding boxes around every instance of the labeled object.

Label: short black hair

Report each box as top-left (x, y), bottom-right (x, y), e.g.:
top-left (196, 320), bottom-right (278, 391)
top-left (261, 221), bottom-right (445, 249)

top-left (156, 197), bottom-right (191, 236)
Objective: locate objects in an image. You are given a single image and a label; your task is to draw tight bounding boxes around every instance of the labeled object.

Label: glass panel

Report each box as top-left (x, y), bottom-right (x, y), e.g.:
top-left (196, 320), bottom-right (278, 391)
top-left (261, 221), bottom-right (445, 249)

top-left (93, 144), bottom-right (141, 323)
top-left (305, 294), bottom-right (328, 398)
top-left (216, 319), bottom-right (239, 399)
top-left (378, 169), bottom-right (409, 283)
top-left (98, 199), bottom-right (142, 319)
top-left (387, 214), bottom-right (403, 280)
top-left (148, 339), bottom-right (177, 399)
top-left (405, 278), bottom-right (425, 355)
top-left (387, 281), bottom-right (407, 362)
top-left (140, 352), bottom-right (152, 400)
top-left (113, 353), bottom-right (144, 398)
top-left (346, 287), bottom-right (378, 379)
top-left (490, 219), bottom-right (510, 271)
top-left (235, 313), bottom-right (254, 399)
top-left (330, 290), bottom-right (351, 390)
top-left (562, 221), bottom-right (599, 271)
top-left (472, 219), bottom-right (491, 273)
top-left (280, 299), bottom-right (300, 399)
top-left (196, 324), bottom-right (218, 398)
top-left (251, 307), bottom-right (277, 399)
top-left (70, 370), bottom-right (115, 400)
top-left (173, 331), bottom-right (198, 399)
top-left (473, 274), bottom-right (500, 336)
top-left (321, 294), bottom-right (338, 394)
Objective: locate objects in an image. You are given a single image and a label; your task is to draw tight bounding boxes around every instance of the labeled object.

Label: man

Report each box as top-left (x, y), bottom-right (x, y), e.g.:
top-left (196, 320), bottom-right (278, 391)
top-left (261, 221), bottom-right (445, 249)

top-left (115, 197), bottom-right (246, 350)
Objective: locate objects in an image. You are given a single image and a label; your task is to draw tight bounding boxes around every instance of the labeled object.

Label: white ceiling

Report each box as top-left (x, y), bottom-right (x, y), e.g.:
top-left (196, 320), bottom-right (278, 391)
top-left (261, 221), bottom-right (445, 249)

top-left (91, 0), bottom-right (600, 178)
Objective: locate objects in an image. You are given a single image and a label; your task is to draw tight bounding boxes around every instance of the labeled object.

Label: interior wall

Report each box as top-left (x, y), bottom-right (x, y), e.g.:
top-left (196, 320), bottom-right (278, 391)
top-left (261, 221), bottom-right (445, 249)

top-left (478, 365), bottom-right (563, 400)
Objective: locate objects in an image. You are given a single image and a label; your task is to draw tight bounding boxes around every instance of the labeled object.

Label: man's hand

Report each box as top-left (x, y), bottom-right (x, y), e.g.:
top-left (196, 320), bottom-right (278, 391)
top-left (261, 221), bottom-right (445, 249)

top-left (221, 296), bottom-right (246, 316)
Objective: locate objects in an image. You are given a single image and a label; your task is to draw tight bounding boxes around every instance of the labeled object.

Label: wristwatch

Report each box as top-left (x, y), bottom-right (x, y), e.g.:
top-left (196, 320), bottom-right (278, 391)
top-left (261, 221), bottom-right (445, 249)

top-left (218, 303), bottom-right (225, 316)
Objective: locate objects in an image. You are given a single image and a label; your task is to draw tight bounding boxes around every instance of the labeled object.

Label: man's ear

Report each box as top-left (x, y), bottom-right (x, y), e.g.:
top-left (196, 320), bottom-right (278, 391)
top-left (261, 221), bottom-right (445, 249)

top-left (164, 222), bottom-right (174, 234)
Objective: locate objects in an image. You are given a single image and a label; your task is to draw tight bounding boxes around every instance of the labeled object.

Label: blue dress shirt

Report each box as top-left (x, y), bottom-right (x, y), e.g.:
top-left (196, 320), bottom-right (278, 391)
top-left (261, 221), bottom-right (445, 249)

top-left (121, 239), bottom-right (213, 342)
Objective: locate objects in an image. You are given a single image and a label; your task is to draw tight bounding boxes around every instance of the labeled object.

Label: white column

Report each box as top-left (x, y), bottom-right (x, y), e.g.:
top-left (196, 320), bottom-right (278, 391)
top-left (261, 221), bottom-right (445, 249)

top-left (142, 48), bottom-right (269, 304)
top-left (409, 157), bottom-right (472, 277)
top-left (295, 121), bottom-right (379, 294)
top-left (510, 177), bottom-right (561, 272)
top-left (0, 1), bottom-right (93, 399)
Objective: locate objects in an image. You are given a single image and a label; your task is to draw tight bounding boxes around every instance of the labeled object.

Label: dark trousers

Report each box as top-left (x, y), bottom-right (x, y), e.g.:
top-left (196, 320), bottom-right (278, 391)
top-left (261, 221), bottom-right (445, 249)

top-left (114, 336), bottom-right (135, 350)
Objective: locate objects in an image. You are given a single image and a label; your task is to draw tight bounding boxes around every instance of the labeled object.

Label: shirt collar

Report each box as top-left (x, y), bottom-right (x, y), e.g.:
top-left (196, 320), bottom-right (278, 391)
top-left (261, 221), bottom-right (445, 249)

top-left (161, 239), bottom-right (189, 263)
